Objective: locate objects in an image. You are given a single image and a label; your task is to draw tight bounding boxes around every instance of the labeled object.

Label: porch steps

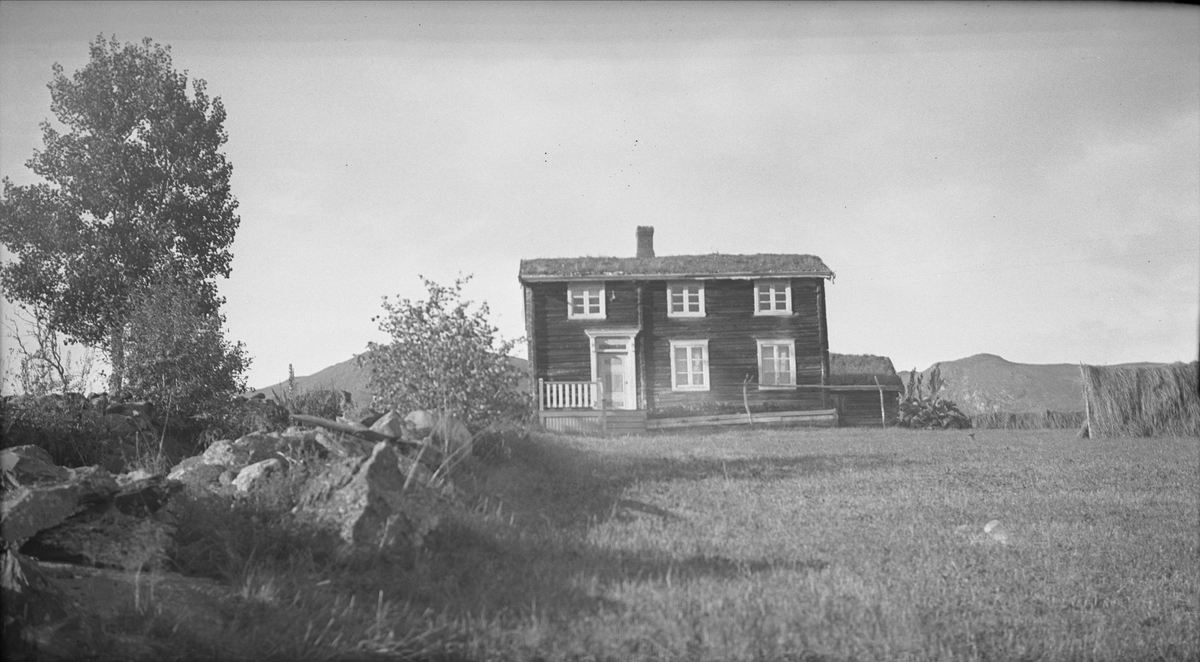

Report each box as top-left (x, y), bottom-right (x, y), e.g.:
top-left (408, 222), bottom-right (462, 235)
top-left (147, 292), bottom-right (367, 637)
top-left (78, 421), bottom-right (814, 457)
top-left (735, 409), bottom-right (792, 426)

top-left (538, 409), bottom-right (647, 434)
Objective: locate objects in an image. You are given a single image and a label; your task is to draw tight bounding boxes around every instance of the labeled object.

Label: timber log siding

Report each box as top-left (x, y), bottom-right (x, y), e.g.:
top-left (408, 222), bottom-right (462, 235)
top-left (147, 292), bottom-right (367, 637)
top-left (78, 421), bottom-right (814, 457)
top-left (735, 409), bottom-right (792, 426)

top-left (526, 281), bottom-right (641, 383)
top-left (524, 277), bottom-right (830, 418)
top-left (831, 391), bottom-right (901, 427)
top-left (644, 278), bottom-right (826, 417)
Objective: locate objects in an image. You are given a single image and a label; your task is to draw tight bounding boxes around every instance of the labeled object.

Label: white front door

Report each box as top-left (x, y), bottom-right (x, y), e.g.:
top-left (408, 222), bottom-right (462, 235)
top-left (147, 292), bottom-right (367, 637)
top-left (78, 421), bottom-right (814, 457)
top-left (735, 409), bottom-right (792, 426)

top-left (589, 331), bottom-right (638, 411)
top-left (598, 353), bottom-right (629, 410)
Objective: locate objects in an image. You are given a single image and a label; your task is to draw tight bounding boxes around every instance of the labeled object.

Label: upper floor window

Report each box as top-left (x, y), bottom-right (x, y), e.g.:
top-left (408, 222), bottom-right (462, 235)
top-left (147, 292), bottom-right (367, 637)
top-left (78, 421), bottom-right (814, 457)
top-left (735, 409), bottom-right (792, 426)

top-left (667, 281), bottom-right (705, 317)
top-left (670, 339), bottom-right (710, 391)
top-left (754, 279), bottom-right (791, 315)
top-left (568, 282), bottom-right (605, 319)
top-left (758, 338), bottom-right (796, 387)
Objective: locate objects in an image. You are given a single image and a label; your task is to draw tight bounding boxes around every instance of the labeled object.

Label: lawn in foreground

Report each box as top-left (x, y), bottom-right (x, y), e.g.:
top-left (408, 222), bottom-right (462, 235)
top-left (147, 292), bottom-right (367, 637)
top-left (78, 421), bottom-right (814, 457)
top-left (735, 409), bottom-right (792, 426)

top-left (438, 427), bottom-right (1198, 661)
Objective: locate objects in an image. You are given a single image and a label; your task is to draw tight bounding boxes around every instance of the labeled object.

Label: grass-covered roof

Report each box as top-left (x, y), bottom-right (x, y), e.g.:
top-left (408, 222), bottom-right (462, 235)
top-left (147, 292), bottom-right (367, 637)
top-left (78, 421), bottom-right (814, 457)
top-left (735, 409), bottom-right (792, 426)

top-left (519, 253), bottom-right (834, 281)
top-left (829, 353), bottom-right (903, 387)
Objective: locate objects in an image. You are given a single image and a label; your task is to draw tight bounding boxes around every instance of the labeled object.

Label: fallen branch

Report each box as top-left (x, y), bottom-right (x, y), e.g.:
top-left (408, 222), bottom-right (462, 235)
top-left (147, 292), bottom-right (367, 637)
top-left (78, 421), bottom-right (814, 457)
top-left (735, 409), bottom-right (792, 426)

top-left (289, 414), bottom-right (422, 448)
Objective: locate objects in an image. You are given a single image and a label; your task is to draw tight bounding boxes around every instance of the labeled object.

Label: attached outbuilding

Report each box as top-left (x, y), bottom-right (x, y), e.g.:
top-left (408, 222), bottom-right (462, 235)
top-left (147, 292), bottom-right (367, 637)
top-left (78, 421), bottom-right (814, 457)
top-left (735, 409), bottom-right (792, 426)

top-left (828, 353), bottom-right (904, 427)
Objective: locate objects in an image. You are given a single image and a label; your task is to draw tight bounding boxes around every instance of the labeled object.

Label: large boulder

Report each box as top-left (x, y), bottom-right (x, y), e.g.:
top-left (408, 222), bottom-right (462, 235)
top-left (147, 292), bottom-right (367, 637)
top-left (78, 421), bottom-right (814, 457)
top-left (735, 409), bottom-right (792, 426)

top-left (431, 416), bottom-right (473, 456)
top-left (2, 459), bottom-right (119, 547)
top-left (369, 410), bottom-right (417, 441)
top-left (1, 446), bottom-right (69, 488)
top-left (405, 411), bottom-right (473, 456)
top-left (314, 430), bottom-right (375, 458)
top-left (294, 442), bottom-right (441, 554)
top-left (1, 446), bottom-right (179, 570)
top-left (2, 484), bottom-right (90, 547)
top-left (357, 410), bottom-right (385, 428)
top-left (200, 433), bottom-right (288, 472)
top-left (66, 467), bottom-right (121, 502)
top-left (277, 427), bottom-right (326, 457)
top-left (170, 430), bottom-right (321, 491)
top-left (19, 508), bottom-right (175, 570)
top-left (404, 410), bottom-right (439, 437)
top-left (232, 459), bottom-right (286, 493)
top-left (167, 457), bottom-right (226, 489)
top-left (17, 476), bottom-right (180, 569)
top-left (110, 475), bottom-right (180, 518)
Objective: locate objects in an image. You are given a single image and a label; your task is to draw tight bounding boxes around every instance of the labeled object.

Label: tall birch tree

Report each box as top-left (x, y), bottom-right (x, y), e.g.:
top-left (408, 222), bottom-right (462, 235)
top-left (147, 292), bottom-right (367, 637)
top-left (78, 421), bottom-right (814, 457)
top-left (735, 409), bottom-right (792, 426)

top-left (0, 35), bottom-right (240, 393)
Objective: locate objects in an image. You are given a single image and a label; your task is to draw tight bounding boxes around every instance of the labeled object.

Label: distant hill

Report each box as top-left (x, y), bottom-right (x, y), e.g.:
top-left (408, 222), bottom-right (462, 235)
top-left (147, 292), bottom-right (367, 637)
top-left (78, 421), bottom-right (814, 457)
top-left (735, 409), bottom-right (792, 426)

top-left (896, 353), bottom-right (1175, 415)
top-left (250, 354), bottom-right (531, 408)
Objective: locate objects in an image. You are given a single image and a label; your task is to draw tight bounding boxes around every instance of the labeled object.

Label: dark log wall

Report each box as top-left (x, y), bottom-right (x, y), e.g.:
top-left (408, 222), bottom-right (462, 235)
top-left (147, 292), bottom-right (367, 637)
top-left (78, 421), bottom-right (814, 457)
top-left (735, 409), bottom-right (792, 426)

top-left (833, 391), bottom-right (901, 427)
top-left (528, 281), bottom-right (640, 382)
top-left (643, 278), bottom-right (825, 416)
top-left (526, 277), bottom-right (830, 416)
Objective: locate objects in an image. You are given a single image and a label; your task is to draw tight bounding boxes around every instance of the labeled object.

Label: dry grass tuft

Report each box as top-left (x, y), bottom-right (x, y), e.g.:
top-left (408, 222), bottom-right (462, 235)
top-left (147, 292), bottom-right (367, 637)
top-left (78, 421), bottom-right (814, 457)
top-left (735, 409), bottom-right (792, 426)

top-left (971, 410), bottom-right (1085, 429)
top-left (1081, 361), bottom-right (1200, 437)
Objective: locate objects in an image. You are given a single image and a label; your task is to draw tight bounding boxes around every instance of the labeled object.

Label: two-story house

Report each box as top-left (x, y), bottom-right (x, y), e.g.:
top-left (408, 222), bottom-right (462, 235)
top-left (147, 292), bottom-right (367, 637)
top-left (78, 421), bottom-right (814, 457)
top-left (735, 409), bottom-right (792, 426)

top-left (519, 227), bottom-right (845, 433)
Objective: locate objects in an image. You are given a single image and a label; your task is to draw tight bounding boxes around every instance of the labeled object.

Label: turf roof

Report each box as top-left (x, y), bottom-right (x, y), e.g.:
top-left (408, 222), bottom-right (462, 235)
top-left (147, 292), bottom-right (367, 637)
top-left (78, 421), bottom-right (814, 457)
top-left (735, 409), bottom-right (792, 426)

top-left (519, 253), bottom-right (834, 281)
top-left (829, 353), bottom-right (904, 387)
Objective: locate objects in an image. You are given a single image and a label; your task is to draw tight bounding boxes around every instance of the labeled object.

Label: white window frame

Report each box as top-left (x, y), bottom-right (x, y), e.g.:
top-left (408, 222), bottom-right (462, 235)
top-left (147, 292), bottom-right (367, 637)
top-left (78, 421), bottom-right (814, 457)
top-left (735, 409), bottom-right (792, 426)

top-left (754, 279), bottom-right (792, 316)
top-left (567, 282), bottom-right (606, 320)
top-left (757, 338), bottom-right (797, 388)
top-left (666, 281), bottom-right (706, 317)
top-left (669, 339), bottom-right (710, 391)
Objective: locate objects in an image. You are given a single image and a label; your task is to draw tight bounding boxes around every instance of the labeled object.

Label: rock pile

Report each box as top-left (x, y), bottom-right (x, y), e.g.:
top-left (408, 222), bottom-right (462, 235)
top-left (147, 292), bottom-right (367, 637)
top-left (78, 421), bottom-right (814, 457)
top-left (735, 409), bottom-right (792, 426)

top-left (1, 408), bottom-right (473, 660)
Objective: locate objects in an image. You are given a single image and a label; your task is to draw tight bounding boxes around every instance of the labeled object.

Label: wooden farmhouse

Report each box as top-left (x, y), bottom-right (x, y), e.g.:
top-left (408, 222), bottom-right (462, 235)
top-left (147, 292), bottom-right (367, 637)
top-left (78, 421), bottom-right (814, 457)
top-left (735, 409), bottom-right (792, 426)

top-left (519, 227), bottom-right (896, 433)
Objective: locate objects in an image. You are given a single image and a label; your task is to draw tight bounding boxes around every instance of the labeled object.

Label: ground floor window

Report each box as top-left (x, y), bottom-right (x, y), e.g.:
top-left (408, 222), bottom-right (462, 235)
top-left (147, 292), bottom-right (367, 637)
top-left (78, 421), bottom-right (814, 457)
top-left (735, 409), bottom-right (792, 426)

top-left (758, 339), bottom-right (796, 387)
top-left (670, 339), bottom-right (710, 391)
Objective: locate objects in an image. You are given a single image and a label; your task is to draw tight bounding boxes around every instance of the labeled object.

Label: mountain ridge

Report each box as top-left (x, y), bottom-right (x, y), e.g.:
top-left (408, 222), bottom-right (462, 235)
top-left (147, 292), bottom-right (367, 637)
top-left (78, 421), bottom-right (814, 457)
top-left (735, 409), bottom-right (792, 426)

top-left (250, 354), bottom-right (530, 408)
top-left (254, 351), bottom-right (1184, 416)
top-left (896, 353), bottom-right (1184, 415)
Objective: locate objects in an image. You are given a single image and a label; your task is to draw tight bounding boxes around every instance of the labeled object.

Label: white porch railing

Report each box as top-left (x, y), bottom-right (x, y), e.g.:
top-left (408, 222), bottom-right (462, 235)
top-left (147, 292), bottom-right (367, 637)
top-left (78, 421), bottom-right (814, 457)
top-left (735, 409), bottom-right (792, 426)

top-left (538, 379), bottom-right (603, 410)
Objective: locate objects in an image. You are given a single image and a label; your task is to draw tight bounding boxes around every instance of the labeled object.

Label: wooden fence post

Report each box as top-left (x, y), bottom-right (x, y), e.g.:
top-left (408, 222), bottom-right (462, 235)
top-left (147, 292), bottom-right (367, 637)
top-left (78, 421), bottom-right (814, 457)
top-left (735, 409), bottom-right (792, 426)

top-left (598, 380), bottom-right (607, 433)
top-left (1078, 363), bottom-right (1092, 438)
top-left (874, 376), bottom-right (886, 427)
top-left (742, 375), bottom-right (755, 429)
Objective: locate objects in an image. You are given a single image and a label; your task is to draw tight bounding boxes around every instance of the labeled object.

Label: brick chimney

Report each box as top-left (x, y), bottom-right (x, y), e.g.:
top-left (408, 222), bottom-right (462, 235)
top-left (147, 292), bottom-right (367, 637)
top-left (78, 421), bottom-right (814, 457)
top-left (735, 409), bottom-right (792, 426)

top-left (636, 226), bottom-right (655, 258)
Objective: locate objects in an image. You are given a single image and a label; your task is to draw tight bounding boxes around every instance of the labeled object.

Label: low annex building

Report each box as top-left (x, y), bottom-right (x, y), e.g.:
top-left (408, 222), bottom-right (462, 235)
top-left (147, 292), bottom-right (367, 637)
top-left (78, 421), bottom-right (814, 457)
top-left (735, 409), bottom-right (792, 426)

top-left (828, 353), bottom-right (904, 427)
top-left (519, 227), bottom-right (855, 433)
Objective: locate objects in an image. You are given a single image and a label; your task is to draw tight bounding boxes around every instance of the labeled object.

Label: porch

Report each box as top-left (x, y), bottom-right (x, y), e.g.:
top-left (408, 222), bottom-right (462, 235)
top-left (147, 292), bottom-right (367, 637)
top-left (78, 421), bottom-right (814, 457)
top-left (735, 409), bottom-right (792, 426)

top-left (537, 380), bottom-right (838, 434)
top-left (537, 379), bottom-right (647, 434)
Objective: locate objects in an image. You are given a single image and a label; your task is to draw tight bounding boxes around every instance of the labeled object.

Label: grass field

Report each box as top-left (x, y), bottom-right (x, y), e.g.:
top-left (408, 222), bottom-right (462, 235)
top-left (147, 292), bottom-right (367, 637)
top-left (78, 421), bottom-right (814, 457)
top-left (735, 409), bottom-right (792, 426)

top-left (83, 426), bottom-right (1199, 661)
top-left (420, 427), bottom-right (1199, 661)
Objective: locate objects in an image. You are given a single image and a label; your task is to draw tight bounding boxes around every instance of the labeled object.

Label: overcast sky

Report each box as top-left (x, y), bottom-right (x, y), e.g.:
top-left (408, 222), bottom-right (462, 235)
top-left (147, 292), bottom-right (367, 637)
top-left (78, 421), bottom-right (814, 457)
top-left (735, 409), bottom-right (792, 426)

top-left (2, 1), bottom-right (1197, 390)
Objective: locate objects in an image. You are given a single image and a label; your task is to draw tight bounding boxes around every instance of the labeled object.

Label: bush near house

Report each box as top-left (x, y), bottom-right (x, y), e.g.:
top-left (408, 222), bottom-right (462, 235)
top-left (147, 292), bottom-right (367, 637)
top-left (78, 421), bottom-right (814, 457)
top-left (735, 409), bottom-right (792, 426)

top-left (896, 364), bottom-right (971, 429)
top-left (362, 275), bottom-right (533, 432)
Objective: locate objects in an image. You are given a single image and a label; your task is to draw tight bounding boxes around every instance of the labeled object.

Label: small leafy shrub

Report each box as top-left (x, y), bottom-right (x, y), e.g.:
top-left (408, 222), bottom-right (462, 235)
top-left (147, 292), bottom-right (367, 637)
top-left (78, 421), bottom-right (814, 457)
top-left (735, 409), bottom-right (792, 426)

top-left (271, 367), bottom-right (349, 420)
top-left (122, 279), bottom-right (250, 422)
top-left (287, 389), bottom-right (347, 419)
top-left (362, 275), bottom-right (532, 433)
top-left (897, 364), bottom-right (971, 430)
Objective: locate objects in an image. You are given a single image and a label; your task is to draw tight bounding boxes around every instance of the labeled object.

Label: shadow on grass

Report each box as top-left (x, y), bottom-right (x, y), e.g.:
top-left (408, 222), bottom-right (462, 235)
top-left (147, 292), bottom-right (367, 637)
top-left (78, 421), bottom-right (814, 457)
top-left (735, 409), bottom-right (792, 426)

top-left (369, 433), bottom-right (896, 623)
top-left (476, 433), bottom-right (913, 530)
